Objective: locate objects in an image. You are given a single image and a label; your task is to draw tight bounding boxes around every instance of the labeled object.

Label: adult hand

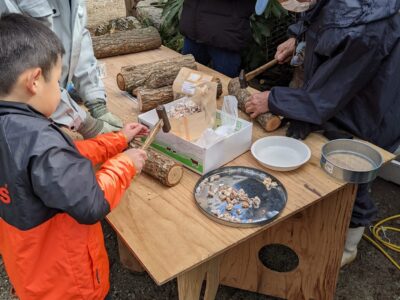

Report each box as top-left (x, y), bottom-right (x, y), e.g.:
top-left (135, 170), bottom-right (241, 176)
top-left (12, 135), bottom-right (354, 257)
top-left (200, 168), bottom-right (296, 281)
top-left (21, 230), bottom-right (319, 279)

top-left (123, 149), bottom-right (148, 173)
top-left (86, 99), bottom-right (123, 129)
top-left (98, 112), bottom-right (124, 129)
top-left (121, 123), bottom-right (149, 142)
top-left (275, 38), bottom-right (296, 64)
top-left (245, 91), bottom-right (270, 118)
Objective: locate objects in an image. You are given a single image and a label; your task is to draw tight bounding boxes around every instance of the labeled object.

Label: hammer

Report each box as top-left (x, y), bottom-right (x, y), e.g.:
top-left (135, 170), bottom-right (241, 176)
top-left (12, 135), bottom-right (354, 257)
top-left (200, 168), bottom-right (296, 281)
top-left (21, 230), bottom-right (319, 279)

top-left (239, 58), bottom-right (278, 88)
top-left (141, 105), bottom-right (171, 150)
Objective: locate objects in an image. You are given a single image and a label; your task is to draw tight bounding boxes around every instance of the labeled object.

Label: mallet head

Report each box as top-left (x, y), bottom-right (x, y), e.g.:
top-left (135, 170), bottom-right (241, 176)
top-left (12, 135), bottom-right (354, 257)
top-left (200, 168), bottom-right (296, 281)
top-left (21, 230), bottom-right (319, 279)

top-left (156, 105), bottom-right (171, 133)
top-left (239, 69), bottom-right (248, 89)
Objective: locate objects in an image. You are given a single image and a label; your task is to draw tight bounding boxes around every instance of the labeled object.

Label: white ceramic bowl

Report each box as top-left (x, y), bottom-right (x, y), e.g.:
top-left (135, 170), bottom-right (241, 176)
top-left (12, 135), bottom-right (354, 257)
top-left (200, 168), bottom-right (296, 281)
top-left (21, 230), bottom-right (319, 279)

top-left (251, 136), bottom-right (311, 171)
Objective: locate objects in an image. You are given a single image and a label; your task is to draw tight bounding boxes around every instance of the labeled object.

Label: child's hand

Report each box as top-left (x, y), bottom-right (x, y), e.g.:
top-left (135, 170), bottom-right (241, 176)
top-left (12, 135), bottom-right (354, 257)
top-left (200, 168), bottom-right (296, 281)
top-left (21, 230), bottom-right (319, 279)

top-left (122, 123), bottom-right (149, 142)
top-left (124, 149), bottom-right (148, 173)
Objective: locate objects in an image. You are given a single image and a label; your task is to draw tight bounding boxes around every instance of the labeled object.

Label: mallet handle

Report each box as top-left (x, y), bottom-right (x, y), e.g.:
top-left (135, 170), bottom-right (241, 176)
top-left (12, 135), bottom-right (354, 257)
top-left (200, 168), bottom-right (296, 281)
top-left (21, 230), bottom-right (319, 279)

top-left (245, 59), bottom-right (278, 81)
top-left (141, 120), bottom-right (163, 150)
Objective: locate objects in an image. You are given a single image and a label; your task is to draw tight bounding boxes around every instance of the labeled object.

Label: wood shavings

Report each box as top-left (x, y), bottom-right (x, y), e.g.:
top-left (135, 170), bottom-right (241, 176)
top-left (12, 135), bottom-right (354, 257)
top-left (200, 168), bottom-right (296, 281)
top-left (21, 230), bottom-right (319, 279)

top-left (209, 175), bottom-right (221, 182)
top-left (167, 99), bottom-right (201, 119)
top-left (241, 201), bottom-right (250, 209)
top-left (198, 174), bottom-right (280, 224)
top-left (253, 196), bottom-right (261, 209)
top-left (263, 177), bottom-right (278, 191)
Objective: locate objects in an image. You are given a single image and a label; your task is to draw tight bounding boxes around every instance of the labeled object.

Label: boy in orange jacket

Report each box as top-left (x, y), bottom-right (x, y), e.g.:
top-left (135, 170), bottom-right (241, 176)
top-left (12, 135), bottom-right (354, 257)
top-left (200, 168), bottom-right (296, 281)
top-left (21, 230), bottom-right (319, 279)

top-left (0, 13), bottom-right (148, 300)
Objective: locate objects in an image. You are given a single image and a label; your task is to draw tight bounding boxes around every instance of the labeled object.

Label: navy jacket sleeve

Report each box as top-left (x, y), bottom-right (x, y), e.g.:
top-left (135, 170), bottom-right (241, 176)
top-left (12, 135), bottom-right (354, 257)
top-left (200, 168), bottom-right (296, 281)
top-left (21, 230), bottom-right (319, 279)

top-left (269, 31), bottom-right (382, 125)
top-left (287, 20), bottom-right (306, 37)
top-left (30, 141), bottom-right (111, 225)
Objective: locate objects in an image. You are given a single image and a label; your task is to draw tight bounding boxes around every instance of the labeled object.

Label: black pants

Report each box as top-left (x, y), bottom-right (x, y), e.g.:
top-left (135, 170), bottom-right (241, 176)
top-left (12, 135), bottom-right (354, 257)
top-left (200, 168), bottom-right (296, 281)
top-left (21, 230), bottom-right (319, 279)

top-left (182, 37), bottom-right (242, 78)
top-left (350, 183), bottom-right (377, 227)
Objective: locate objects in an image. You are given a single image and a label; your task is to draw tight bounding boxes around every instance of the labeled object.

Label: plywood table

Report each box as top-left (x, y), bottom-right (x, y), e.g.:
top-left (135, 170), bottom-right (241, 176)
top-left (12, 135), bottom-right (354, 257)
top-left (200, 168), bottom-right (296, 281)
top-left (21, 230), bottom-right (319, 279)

top-left (102, 47), bottom-right (394, 300)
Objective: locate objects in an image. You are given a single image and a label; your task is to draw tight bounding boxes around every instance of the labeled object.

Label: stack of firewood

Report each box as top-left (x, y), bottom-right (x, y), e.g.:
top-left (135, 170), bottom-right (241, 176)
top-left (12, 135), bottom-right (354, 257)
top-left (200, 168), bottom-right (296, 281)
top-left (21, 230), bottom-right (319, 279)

top-left (116, 54), bottom-right (223, 113)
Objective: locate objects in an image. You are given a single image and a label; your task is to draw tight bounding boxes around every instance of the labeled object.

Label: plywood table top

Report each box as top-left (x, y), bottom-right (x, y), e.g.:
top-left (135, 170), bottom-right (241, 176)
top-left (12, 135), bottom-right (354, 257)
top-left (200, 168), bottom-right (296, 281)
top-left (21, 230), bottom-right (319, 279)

top-left (103, 46), bottom-right (394, 285)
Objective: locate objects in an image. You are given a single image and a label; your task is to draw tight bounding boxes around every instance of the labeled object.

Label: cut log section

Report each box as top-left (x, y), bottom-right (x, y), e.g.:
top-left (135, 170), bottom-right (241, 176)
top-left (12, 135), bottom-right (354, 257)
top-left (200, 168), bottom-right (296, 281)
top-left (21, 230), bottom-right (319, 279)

top-left (136, 85), bottom-right (174, 112)
top-left (228, 77), bottom-right (281, 132)
top-left (92, 27), bottom-right (161, 59)
top-left (117, 55), bottom-right (197, 92)
top-left (130, 141), bottom-right (184, 187)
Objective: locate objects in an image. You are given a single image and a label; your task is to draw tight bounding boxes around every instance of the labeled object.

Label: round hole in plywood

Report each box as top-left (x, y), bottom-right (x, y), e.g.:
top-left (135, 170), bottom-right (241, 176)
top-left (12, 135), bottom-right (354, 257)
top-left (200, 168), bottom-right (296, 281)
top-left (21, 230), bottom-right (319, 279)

top-left (258, 244), bottom-right (299, 272)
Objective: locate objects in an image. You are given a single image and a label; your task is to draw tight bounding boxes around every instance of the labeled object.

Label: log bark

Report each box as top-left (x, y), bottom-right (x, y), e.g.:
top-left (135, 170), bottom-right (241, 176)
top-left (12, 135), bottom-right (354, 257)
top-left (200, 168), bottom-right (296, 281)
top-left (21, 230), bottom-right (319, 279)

top-left (136, 85), bottom-right (174, 112)
top-left (92, 27), bottom-right (161, 59)
top-left (90, 16), bottom-right (142, 36)
top-left (228, 78), bottom-right (281, 132)
top-left (130, 141), bottom-right (184, 187)
top-left (117, 55), bottom-right (197, 92)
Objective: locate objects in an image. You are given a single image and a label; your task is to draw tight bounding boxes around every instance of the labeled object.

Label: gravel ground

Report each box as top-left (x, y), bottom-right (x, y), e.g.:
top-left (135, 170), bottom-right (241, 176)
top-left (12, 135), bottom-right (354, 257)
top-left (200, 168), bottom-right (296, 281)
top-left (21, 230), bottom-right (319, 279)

top-left (1, 178), bottom-right (399, 300)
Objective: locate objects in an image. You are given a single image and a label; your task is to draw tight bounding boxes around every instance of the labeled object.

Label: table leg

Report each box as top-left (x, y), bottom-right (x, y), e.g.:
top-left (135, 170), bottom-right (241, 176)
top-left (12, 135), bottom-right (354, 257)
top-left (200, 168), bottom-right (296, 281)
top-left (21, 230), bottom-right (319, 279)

top-left (220, 184), bottom-right (357, 300)
top-left (117, 236), bottom-right (146, 273)
top-left (177, 256), bottom-right (221, 300)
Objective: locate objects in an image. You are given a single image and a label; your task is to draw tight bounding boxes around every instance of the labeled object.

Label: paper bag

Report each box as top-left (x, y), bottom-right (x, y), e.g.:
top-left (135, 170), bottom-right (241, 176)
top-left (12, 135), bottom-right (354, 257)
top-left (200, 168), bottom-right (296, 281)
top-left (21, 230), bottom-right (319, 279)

top-left (171, 68), bottom-right (218, 141)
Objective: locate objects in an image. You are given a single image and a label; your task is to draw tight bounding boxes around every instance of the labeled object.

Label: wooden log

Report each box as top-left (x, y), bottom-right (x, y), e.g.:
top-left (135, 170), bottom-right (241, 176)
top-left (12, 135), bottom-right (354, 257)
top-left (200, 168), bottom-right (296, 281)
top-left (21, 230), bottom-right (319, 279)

top-left (136, 85), bottom-right (174, 112)
top-left (228, 77), bottom-right (281, 132)
top-left (117, 55), bottom-right (197, 92)
top-left (135, 78), bottom-right (222, 113)
top-left (92, 27), bottom-right (161, 59)
top-left (130, 141), bottom-right (184, 187)
top-left (90, 16), bottom-right (143, 36)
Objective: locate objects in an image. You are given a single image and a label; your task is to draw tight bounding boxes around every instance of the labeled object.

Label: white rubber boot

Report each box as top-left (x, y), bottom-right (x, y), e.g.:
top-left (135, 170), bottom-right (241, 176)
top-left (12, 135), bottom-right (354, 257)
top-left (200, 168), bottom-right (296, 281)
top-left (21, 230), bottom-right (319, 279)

top-left (341, 226), bottom-right (365, 267)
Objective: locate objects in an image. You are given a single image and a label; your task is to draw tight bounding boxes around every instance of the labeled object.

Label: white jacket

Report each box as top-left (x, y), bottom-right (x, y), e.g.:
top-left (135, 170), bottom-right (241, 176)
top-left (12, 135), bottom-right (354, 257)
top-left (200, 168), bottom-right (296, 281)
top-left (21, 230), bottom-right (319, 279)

top-left (1, 0), bottom-right (106, 128)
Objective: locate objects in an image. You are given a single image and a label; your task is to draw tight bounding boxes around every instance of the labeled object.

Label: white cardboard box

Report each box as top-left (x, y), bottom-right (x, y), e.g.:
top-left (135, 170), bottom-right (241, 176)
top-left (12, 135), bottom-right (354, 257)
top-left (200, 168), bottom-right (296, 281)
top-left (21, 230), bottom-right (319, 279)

top-left (379, 160), bottom-right (400, 186)
top-left (138, 101), bottom-right (253, 174)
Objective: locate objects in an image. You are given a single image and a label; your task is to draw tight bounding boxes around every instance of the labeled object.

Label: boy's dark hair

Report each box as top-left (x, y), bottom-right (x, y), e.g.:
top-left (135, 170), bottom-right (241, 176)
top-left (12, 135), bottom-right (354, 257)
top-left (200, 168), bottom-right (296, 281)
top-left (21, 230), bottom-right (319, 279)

top-left (0, 13), bottom-right (65, 96)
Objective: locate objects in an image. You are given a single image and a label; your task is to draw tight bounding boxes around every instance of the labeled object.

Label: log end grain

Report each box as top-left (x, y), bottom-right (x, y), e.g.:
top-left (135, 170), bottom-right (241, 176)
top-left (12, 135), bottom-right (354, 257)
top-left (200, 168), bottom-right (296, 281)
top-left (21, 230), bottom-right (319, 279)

top-left (117, 73), bottom-right (126, 91)
top-left (261, 114), bottom-right (281, 132)
top-left (166, 165), bottom-right (184, 187)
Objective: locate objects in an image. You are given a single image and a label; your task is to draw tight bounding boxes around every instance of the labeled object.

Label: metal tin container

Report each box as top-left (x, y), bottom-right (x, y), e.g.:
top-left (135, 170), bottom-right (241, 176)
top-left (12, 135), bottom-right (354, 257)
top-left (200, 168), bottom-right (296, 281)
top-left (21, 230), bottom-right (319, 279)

top-left (321, 139), bottom-right (383, 184)
top-left (193, 167), bottom-right (287, 227)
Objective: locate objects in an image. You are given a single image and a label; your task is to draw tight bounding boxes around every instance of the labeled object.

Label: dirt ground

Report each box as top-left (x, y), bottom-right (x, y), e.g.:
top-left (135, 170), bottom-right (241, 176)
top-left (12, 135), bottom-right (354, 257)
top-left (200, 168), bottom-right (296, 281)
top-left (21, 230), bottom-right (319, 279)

top-left (1, 178), bottom-right (399, 300)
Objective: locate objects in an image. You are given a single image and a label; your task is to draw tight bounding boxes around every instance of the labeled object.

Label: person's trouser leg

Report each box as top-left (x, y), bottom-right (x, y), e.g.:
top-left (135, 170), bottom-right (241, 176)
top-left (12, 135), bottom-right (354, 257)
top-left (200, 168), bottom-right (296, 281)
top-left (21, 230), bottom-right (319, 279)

top-left (350, 183), bottom-right (377, 227)
top-left (182, 37), bottom-right (211, 66)
top-left (207, 46), bottom-right (241, 78)
top-left (342, 183), bottom-right (377, 267)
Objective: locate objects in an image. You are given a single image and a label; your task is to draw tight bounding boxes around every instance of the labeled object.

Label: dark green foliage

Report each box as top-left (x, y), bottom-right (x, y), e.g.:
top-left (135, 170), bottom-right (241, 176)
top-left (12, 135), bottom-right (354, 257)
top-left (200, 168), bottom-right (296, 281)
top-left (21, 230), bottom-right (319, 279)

top-left (159, 0), bottom-right (184, 52)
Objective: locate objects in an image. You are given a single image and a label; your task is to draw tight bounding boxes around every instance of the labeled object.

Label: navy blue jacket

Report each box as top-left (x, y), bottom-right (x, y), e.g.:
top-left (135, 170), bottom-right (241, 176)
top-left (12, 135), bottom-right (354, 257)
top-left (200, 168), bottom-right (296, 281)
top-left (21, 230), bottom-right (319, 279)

top-left (179, 0), bottom-right (256, 52)
top-left (269, 0), bottom-right (400, 152)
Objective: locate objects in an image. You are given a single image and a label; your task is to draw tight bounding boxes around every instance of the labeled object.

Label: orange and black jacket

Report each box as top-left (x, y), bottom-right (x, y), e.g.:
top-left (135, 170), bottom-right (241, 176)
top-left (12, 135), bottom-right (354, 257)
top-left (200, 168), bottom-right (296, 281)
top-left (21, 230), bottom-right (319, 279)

top-left (0, 101), bottom-right (136, 300)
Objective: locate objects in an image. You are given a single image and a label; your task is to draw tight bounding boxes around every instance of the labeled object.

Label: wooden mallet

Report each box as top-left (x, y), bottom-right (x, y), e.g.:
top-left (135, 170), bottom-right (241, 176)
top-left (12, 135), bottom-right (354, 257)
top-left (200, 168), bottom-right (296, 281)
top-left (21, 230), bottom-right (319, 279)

top-left (228, 58), bottom-right (281, 132)
top-left (239, 58), bottom-right (278, 88)
top-left (131, 105), bottom-right (183, 187)
top-left (141, 105), bottom-right (171, 150)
